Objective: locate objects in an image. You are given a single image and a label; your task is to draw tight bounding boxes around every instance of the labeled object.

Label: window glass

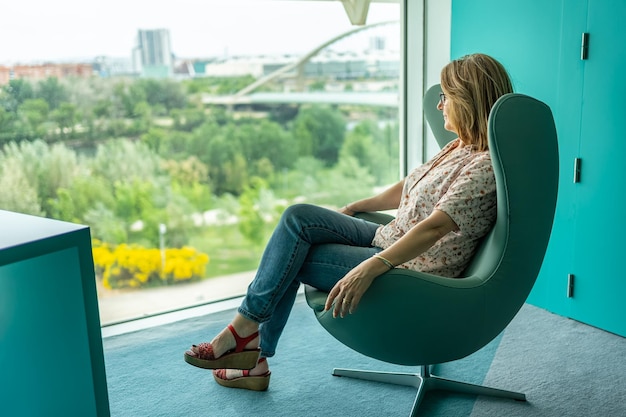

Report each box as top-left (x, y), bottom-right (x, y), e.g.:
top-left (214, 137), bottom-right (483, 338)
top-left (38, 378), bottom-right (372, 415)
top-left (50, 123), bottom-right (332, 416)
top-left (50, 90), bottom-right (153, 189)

top-left (0, 0), bottom-right (401, 325)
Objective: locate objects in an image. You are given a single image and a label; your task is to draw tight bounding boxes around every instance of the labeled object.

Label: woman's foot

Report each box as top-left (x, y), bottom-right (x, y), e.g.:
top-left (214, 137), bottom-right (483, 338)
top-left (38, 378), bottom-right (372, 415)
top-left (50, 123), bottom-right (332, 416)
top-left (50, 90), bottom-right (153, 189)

top-left (202, 322), bottom-right (260, 358)
top-left (184, 319), bottom-right (261, 370)
top-left (213, 358), bottom-right (271, 391)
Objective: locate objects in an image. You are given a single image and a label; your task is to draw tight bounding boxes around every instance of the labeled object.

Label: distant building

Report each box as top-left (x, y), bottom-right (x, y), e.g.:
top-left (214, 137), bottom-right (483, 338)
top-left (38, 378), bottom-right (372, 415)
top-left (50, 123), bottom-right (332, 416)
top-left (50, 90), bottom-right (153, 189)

top-left (0, 66), bottom-right (10, 84)
top-left (93, 56), bottom-right (135, 78)
top-left (201, 50), bottom-right (399, 82)
top-left (133, 29), bottom-right (173, 78)
top-left (369, 36), bottom-right (386, 51)
top-left (0, 63), bottom-right (94, 85)
top-left (304, 50), bottom-right (399, 80)
top-left (203, 55), bottom-right (296, 78)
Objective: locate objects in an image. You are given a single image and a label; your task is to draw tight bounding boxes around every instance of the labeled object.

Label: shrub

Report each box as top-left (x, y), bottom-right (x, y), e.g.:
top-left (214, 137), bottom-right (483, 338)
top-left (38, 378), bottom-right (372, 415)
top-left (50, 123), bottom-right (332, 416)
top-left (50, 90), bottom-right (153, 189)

top-left (93, 241), bottom-right (209, 289)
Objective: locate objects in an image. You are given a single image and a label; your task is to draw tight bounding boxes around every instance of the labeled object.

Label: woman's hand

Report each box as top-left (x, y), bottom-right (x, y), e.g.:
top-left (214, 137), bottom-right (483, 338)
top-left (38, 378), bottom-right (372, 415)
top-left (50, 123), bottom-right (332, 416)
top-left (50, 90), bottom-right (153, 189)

top-left (338, 205), bottom-right (356, 216)
top-left (324, 257), bottom-right (390, 318)
top-left (337, 180), bottom-right (405, 217)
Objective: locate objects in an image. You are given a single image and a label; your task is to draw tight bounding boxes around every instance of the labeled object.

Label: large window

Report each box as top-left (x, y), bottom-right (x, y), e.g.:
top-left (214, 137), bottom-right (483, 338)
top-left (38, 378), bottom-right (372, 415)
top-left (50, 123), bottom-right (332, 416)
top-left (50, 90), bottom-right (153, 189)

top-left (0, 0), bottom-right (402, 325)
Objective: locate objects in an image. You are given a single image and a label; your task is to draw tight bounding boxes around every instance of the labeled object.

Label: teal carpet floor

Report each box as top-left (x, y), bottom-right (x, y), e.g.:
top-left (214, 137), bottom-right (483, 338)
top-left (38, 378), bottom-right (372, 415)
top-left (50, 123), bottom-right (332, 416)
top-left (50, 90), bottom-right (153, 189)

top-left (103, 296), bottom-right (626, 417)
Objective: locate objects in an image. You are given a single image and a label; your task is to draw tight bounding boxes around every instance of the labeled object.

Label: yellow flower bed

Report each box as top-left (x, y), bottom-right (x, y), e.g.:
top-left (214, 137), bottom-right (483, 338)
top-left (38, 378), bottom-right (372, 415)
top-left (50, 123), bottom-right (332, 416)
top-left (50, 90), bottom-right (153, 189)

top-left (92, 240), bottom-right (209, 289)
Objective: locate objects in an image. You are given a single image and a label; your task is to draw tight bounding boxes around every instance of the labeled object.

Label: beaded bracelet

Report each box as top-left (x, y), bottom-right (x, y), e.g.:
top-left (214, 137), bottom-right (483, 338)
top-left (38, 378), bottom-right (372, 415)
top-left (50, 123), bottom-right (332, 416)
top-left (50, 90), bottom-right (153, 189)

top-left (373, 254), bottom-right (395, 269)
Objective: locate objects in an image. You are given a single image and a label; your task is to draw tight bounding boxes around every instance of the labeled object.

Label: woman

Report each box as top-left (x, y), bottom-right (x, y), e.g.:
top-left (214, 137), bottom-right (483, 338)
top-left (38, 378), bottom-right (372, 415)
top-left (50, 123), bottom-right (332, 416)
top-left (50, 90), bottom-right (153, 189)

top-left (184, 53), bottom-right (514, 391)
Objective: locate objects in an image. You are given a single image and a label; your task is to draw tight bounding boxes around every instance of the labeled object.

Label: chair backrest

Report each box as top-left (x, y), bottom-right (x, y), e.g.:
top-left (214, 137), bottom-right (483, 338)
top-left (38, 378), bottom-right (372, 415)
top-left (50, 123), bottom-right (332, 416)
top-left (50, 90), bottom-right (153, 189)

top-left (423, 84), bottom-right (458, 148)
top-left (424, 90), bottom-right (560, 333)
top-left (462, 93), bottom-right (559, 331)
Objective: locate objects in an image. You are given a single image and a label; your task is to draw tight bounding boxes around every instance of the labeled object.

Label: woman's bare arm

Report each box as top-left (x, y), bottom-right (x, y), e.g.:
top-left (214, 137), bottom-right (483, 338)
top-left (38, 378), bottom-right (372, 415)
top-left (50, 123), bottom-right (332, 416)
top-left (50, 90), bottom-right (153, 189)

top-left (373, 209), bottom-right (458, 267)
top-left (325, 209), bottom-right (458, 318)
top-left (339, 179), bottom-right (404, 215)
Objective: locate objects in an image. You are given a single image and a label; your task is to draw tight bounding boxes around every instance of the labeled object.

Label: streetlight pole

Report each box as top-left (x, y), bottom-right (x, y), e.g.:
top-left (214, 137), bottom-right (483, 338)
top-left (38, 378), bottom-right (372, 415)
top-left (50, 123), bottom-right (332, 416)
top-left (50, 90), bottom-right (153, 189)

top-left (159, 223), bottom-right (167, 276)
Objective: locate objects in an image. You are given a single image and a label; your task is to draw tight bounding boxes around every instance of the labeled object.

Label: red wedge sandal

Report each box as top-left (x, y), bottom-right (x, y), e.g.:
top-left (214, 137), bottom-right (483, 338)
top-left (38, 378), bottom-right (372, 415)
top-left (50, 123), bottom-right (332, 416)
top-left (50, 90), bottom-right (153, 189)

top-left (213, 358), bottom-right (271, 391)
top-left (184, 324), bottom-right (260, 370)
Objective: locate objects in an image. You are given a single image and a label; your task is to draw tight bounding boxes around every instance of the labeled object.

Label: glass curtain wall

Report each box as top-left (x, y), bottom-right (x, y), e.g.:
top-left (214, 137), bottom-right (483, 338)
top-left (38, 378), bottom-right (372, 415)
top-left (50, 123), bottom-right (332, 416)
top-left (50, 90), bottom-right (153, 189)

top-left (0, 0), bottom-right (402, 325)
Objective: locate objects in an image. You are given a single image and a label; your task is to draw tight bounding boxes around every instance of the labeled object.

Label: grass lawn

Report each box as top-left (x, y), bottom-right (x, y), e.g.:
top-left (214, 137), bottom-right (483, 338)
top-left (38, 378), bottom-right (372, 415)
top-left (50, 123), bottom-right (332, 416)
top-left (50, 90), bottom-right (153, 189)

top-left (189, 223), bottom-right (273, 278)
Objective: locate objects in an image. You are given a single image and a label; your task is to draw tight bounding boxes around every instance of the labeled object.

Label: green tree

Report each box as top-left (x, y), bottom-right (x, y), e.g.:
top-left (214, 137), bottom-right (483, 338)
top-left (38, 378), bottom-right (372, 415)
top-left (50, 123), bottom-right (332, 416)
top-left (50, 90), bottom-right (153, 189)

top-left (2, 79), bottom-right (35, 112)
top-left (114, 179), bottom-right (155, 223)
top-left (339, 126), bottom-right (387, 181)
top-left (141, 127), bottom-right (166, 153)
top-left (130, 101), bottom-right (153, 135)
top-left (292, 105), bottom-right (346, 165)
top-left (137, 79), bottom-right (187, 113)
top-left (168, 121), bottom-right (223, 181)
top-left (238, 177), bottom-right (268, 247)
top-left (158, 130), bottom-right (194, 160)
top-left (0, 107), bottom-right (19, 143)
top-left (50, 102), bottom-right (79, 138)
top-left (279, 156), bottom-right (324, 199)
top-left (237, 119), bottom-right (297, 176)
top-left (112, 81), bottom-right (146, 118)
top-left (86, 140), bottom-right (197, 247)
top-left (90, 139), bottom-right (161, 184)
top-left (201, 126), bottom-right (248, 195)
top-left (158, 193), bottom-right (196, 248)
top-left (328, 155), bottom-right (376, 202)
top-left (111, 177), bottom-right (196, 248)
top-left (340, 128), bottom-right (374, 166)
top-left (84, 204), bottom-right (128, 244)
top-left (18, 98), bottom-right (50, 138)
top-left (39, 142), bottom-right (79, 212)
top-left (93, 99), bottom-right (113, 119)
top-left (0, 157), bottom-right (44, 216)
top-left (341, 118), bottom-right (399, 184)
top-left (37, 77), bottom-right (68, 110)
top-left (0, 140), bottom-right (78, 215)
top-left (171, 107), bottom-right (207, 132)
top-left (220, 153), bottom-right (248, 195)
top-left (162, 156), bottom-right (209, 185)
top-left (48, 176), bottom-right (116, 223)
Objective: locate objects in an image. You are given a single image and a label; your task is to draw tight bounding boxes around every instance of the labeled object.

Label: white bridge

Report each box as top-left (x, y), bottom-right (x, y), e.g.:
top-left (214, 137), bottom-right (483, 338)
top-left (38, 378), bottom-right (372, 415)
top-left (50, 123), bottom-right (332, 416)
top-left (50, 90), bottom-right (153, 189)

top-left (201, 20), bottom-right (399, 108)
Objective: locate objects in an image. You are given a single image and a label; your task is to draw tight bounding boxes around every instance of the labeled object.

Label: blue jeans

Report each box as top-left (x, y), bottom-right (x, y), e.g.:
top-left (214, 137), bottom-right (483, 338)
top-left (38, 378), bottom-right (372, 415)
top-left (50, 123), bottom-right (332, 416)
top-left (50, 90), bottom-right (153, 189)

top-left (238, 203), bottom-right (382, 358)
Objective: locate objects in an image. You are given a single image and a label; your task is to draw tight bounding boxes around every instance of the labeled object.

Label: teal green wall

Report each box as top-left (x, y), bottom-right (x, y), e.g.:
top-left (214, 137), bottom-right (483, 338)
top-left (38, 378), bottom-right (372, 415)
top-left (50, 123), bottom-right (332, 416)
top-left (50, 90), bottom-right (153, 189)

top-left (451, 0), bottom-right (566, 104)
top-left (450, 0), bottom-right (626, 336)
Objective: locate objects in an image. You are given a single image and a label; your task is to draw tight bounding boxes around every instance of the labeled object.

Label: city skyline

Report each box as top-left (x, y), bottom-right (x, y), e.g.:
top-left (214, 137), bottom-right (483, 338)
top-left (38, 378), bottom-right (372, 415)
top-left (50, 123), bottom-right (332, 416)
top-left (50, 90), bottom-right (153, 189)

top-left (2, 0), bottom-right (399, 65)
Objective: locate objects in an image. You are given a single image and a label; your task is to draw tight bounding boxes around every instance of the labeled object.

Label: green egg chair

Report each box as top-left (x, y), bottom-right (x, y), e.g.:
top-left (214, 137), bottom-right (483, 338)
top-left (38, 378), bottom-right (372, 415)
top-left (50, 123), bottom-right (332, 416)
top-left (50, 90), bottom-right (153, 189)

top-left (304, 88), bottom-right (559, 416)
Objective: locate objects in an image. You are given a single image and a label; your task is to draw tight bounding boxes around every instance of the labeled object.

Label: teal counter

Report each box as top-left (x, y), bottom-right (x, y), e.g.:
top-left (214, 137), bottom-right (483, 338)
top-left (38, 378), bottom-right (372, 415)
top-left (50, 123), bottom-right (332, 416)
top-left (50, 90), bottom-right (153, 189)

top-left (0, 210), bottom-right (110, 416)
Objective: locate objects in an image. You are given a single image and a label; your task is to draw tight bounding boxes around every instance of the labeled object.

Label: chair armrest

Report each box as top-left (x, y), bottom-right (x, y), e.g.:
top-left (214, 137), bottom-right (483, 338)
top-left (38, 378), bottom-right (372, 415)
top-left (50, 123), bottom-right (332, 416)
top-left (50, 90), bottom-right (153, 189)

top-left (354, 211), bottom-right (395, 225)
top-left (304, 210), bottom-right (496, 365)
top-left (305, 270), bottom-right (490, 366)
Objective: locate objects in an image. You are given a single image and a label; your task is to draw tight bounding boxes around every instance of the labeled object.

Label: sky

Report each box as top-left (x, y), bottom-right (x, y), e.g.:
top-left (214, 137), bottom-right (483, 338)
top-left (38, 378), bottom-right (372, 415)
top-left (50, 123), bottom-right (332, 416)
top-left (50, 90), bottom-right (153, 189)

top-left (1, 0), bottom-right (400, 64)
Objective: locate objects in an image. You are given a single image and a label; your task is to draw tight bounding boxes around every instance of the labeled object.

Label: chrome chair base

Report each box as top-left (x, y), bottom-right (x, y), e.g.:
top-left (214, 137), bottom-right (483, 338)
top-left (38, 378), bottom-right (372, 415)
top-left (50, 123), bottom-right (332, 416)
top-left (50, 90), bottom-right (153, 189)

top-left (332, 365), bottom-right (526, 417)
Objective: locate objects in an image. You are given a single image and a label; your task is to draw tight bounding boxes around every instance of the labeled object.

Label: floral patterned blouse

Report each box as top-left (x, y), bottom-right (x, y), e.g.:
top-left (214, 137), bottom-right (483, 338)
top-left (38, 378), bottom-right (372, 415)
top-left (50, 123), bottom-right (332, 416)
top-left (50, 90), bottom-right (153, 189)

top-left (371, 138), bottom-right (497, 277)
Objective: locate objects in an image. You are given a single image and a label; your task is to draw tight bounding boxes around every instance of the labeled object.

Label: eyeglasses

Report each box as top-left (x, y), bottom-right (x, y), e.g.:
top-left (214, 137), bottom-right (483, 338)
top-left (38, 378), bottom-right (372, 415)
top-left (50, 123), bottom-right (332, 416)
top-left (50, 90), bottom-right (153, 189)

top-left (439, 92), bottom-right (447, 105)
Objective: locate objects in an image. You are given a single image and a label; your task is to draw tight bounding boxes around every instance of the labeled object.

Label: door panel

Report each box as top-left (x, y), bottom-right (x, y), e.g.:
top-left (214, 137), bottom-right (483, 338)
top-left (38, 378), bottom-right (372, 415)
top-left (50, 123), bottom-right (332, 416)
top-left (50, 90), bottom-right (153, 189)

top-left (571, 0), bottom-right (626, 336)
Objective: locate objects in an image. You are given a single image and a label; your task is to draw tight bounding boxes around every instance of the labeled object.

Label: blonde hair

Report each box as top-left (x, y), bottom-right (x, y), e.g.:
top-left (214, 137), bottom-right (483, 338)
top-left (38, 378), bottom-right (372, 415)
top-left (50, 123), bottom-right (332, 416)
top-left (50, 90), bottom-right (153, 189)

top-left (440, 53), bottom-right (513, 151)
